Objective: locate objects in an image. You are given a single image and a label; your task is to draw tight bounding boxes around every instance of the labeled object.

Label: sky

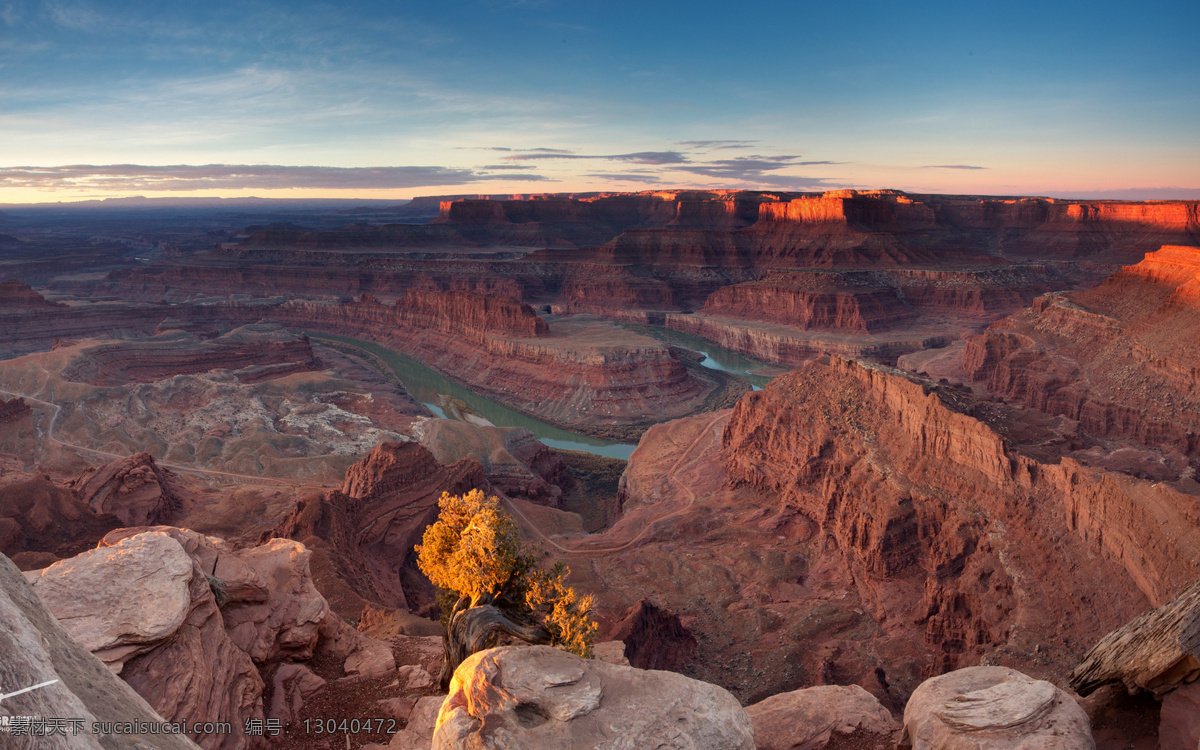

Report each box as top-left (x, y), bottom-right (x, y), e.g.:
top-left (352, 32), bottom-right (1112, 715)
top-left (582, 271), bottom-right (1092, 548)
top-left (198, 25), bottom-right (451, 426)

top-left (1, 0), bottom-right (1198, 203)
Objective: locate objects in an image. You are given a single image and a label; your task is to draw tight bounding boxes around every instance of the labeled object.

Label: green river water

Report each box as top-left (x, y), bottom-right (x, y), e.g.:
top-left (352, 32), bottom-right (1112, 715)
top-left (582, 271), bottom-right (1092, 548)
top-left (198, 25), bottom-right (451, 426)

top-left (308, 329), bottom-right (775, 460)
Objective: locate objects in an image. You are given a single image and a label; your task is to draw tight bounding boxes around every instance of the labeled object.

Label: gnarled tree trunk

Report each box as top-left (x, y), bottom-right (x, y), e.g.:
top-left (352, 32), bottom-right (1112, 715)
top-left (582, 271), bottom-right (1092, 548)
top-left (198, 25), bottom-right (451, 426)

top-left (439, 602), bottom-right (552, 690)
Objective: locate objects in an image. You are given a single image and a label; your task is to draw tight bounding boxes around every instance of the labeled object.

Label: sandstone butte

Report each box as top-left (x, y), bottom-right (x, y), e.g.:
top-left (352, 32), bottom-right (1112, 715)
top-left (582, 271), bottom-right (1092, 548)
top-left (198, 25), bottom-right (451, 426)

top-left (0, 190), bottom-right (1198, 749)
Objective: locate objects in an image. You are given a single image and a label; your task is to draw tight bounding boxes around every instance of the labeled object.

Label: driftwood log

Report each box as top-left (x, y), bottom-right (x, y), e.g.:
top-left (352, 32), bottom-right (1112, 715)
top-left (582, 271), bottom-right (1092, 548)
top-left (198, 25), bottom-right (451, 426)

top-left (438, 600), bottom-right (551, 691)
top-left (1070, 579), bottom-right (1200, 697)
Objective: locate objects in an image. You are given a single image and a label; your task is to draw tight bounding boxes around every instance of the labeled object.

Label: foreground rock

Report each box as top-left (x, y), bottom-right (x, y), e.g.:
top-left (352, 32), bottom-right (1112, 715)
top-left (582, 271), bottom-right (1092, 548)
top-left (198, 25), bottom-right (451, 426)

top-left (1070, 578), bottom-right (1200, 697)
top-left (25, 531), bottom-right (196, 671)
top-left (1070, 578), bottom-right (1200, 749)
top-left (0, 550), bottom-right (200, 749)
top-left (433, 645), bottom-right (754, 749)
top-left (1160, 680), bottom-right (1200, 750)
top-left (746, 684), bottom-right (898, 749)
top-left (28, 530), bottom-right (265, 750)
top-left (903, 666), bottom-right (1093, 749)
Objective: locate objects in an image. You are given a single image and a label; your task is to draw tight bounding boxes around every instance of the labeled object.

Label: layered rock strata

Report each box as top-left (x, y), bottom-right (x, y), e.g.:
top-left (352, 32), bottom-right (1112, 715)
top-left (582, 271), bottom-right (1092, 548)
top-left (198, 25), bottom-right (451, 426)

top-left (722, 357), bottom-right (1200, 675)
top-left (61, 324), bottom-right (318, 386)
top-left (0, 278), bottom-right (63, 308)
top-left (72, 452), bottom-right (181, 527)
top-left (964, 245), bottom-right (1200, 460)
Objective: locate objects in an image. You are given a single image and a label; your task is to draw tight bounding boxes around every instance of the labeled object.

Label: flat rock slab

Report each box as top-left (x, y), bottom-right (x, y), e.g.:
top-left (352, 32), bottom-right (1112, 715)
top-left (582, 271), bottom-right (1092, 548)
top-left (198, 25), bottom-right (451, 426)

top-left (433, 644), bottom-right (754, 749)
top-left (904, 666), bottom-right (1094, 750)
top-left (26, 531), bottom-right (193, 660)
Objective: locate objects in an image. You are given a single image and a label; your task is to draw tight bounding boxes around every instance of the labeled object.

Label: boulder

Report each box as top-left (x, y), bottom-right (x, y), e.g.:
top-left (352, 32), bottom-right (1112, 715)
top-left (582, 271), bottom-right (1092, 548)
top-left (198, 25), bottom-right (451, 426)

top-left (220, 538), bottom-right (330, 663)
top-left (344, 639), bottom-right (397, 679)
top-left (314, 608), bottom-right (401, 679)
top-left (28, 530), bottom-right (266, 750)
top-left (1070, 579), bottom-right (1200, 697)
top-left (268, 663), bottom-right (326, 725)
top-left (747, 684), bottom-right (899, 750)
top-left (25, 531), bottom-right (194, 671)
top-left (101, 526), bottom-right (270, 604)
top-left (432, 645), bottom-right (754, 749)
top-left (1160, 680), bottom-right (1200, 750)
top-left (903, 666), bottom-right (1094, 749)
top-left (0, 550), bottom-right (200, 750)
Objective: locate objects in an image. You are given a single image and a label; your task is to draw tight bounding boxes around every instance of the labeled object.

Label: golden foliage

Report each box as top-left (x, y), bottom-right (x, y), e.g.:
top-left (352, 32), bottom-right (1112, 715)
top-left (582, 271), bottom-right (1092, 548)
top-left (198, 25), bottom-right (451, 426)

top-left (526, 562), bottom-right (599, 658)
top-left (417, 489), bottom-right (523, 606)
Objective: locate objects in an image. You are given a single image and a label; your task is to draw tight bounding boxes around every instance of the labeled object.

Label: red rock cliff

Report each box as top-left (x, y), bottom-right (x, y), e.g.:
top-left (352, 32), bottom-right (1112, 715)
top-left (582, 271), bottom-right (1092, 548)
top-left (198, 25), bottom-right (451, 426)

top-left (721, 357), bottom-right (1200, 676)
top-left (963, 245), bottom-right (1200, 457)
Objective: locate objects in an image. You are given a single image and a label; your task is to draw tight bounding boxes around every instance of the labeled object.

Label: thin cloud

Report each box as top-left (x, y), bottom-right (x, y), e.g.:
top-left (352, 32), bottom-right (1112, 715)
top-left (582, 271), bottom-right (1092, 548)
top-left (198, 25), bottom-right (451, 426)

top-left (582, 173), bottom-right (665, 184)
top-left (677, 140), bottom-right (759, 150)
top-left (477, 147), bottom-right (574, 154)
top-left (676, 155), bottom-right (803, 180)
top-left (44, 0), bottom-right (104, 30)
top-left (501, 150), bottom-right (689, 165)
top-left (921, 164), bottom-right (988, 170)
top-left (0, 164), bottom-right (548, 191)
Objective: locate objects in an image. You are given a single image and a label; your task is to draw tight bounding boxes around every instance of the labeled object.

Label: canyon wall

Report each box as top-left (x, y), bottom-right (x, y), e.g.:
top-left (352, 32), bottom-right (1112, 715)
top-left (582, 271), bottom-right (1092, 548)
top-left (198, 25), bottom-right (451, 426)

top-left (721, 357), bottom-right (1200, 678)
top-left (0, 289), bottom-right (718, 438)
top-left (60, 324), bottom-right (318, 386)
top-left (665, 312), bottom-right (950, 365)
top-left (963, 245), bottom-right (1200, 458)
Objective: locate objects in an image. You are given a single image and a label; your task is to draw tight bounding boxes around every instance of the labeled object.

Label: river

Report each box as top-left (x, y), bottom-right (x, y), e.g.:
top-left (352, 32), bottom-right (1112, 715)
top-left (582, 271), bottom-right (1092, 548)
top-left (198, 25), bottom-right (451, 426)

top-left (617, 324), bottom-right (776, 390)
top-left (307, 333), bottom-right (638, 459)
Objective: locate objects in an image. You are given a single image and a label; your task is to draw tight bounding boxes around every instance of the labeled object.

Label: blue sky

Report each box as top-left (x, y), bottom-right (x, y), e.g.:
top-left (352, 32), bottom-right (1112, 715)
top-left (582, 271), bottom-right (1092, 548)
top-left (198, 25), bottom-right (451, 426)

top-left (1, 0), bottom-right (1197, 202)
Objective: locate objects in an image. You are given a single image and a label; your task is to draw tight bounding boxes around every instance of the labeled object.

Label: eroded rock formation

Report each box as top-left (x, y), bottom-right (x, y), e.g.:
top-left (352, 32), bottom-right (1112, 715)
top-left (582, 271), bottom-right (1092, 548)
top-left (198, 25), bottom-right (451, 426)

top-left (270, 441), bottom-right (488, 620)
top-left (72, 452), bottom-right (181, 527)
top-left (963, 244), bottom-right (1200, 462)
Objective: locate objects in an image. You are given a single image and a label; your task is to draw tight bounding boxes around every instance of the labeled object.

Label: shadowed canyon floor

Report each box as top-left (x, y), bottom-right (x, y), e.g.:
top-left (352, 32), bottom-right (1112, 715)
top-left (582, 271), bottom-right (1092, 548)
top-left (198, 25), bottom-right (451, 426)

top-left (1, 190), bottom-right (1199, 748)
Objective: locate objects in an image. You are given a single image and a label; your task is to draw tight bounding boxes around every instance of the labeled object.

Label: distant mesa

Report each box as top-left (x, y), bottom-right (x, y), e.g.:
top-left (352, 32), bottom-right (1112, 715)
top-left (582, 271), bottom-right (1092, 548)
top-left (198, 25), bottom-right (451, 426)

top-left (0, 279), bottom-right (62, 309)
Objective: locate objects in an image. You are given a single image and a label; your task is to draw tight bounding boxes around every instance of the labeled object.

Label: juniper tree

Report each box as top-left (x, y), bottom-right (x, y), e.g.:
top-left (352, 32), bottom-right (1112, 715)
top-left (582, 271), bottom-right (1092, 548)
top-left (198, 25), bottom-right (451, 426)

top-left (416, 489), bottom-right (598, 689)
